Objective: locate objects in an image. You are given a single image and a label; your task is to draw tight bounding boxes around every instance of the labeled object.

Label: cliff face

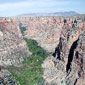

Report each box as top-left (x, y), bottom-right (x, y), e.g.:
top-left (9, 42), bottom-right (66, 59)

top-left (42, 17), bottom-right (85, 85)
top-left (42, 35), bottom-right (85, 85)
top-left (0, 20), bottom-right (31, 66)
top-left (24, 17), bottom-right (63, 52)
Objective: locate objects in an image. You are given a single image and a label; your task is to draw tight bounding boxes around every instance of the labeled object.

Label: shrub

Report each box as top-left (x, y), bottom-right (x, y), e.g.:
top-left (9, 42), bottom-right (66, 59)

top-left (19, 23), bottom-right (27, 34)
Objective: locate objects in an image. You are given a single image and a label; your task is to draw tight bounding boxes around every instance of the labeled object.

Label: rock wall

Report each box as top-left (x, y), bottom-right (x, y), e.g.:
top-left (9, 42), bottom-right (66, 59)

top-left (42, 17), bottom-right (85, 85)
top-left (17, 16), bottom-right (85, 53)
top-left (1, 16), bottom-right (85, 53)
top-left (0, 20), bottom-right (31, 66)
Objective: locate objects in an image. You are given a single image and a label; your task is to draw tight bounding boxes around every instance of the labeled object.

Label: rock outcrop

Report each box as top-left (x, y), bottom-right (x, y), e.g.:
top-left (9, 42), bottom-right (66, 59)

top-left (0, 20), bottom-right (31, 66)
top-left (42, 32), bottom-right (85, 85)
top-left (42, 17), bottom-right (85, 85)
top-left (12, 16), bottom-right (84, 53)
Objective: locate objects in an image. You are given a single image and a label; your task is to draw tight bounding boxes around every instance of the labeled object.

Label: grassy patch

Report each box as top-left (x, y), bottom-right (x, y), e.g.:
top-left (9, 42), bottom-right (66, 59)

top-left (8, 39), bottom-right (47, 85)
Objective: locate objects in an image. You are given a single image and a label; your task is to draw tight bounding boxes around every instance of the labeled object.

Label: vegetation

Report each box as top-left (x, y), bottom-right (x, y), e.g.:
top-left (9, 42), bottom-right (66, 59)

top-left (19, 23), bottom-right (27, 34)
top-left (24, 38), bottom-right (47, 58)
top-left (8, 39), bottom-right (48, 85)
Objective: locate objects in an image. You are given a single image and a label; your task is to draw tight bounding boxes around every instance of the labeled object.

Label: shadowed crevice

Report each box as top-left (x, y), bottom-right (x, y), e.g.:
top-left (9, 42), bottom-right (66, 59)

top-left (52, 37), bottom-right (63, 60)
top-left (66, 38), bottom-right (79, 73)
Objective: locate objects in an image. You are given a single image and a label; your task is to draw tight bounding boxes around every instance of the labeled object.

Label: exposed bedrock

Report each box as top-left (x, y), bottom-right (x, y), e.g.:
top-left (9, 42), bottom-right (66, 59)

top-left (43, 31), bottom-right (85, 85)
top-left (0, 21), bottom-right (31, 67)
top-left (43, 19), bottom-right (85, 85)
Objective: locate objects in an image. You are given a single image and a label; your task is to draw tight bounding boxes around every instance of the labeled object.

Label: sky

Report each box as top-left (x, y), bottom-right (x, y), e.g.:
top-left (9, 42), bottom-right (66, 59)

top-left (0, 0), bottom-right (85, 16)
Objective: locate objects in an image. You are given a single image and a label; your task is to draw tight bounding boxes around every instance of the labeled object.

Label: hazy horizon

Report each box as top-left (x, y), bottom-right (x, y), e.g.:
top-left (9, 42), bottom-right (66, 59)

top-left (0, 0), bottom-right (85, 17)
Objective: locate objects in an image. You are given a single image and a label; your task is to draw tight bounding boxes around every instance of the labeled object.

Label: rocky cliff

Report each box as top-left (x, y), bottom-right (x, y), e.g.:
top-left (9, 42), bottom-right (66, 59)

top-left (42, 16), bottom-right (85, 85)
top-left (0, 19), bottom-right (31, 66)
top-left (15, 16), bottom-right (85, 53)
top-left (42, 31), bottom-right (85, 85)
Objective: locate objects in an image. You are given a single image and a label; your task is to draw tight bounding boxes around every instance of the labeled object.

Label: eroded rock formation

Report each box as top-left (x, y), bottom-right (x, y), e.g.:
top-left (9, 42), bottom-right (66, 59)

top-left (42, 17), bottom-right (85, 85)
top-left (0, 20), bottom-right (31, 66)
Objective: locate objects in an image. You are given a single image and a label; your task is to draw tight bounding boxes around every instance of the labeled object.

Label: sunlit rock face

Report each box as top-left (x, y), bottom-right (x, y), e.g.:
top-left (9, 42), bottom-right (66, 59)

top-left (25, 17), bottom-right (63, 52)
top-left (18, 16), bottom-right (85, 53)
top-left (42, 31), bottom-right (85, 85)
top-left (3, 16), bottom-right (85, 53)
top-left (41, 16), bottom-right (85, 85)
top-left (0, 20), bottom-right (31, 66)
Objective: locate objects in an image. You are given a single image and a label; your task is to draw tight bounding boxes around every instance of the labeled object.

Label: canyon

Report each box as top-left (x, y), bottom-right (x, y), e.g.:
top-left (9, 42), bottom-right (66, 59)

top-left (0, 15), bottom-right (85, 85)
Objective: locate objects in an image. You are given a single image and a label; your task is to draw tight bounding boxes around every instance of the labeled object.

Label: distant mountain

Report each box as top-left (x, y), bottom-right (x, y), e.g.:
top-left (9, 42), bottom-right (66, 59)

top-left (18, 11), bottom-right (79, 17)
top-left (51, 11), bottom-right (79, 16)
